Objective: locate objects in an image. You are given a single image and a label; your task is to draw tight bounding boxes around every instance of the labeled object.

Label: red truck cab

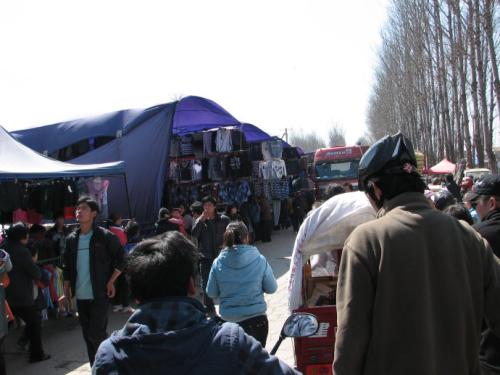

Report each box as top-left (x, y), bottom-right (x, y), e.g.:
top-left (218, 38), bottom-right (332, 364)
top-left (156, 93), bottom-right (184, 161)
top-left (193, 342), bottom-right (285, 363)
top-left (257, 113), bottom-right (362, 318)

top-left (313, 145), bottom-right (368, 199)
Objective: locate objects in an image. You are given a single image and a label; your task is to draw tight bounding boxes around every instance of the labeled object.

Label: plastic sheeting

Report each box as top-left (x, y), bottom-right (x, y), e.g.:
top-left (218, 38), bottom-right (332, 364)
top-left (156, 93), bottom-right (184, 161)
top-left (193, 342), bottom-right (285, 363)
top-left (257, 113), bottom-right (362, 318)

top-left (10, 96), bottom-right (285, 222)
top-left (287, 192), bottom-right (376, 312)
top-left (71, 104), bottom-right (174, 223)
top-left (0, 125), bottom-right (125, 180)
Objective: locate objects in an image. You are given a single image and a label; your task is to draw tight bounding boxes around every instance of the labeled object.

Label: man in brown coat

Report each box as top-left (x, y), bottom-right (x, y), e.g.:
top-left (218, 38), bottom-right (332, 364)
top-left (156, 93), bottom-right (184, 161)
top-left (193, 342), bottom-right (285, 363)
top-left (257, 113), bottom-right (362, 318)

top-left (333, 132), bottom-right (500, 375)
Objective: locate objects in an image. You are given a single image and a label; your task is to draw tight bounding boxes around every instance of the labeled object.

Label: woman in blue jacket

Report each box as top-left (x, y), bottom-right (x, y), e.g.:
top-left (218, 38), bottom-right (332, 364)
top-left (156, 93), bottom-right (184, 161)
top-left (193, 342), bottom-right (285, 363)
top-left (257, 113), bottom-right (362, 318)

top-left (206, 221), bottom-right (277, 347)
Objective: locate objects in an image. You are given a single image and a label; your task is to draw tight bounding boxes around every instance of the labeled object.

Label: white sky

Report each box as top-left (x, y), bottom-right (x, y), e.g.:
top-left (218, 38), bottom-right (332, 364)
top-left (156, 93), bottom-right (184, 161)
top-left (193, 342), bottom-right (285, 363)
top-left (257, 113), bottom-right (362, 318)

top-left (0, 0), bottom-right (388, 144)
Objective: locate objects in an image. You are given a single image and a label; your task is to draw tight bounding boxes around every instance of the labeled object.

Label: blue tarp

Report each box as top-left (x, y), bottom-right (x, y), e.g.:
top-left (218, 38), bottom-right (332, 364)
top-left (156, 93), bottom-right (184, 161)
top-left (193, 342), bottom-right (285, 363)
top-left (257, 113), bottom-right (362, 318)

top-left (11, 96), bottom-right (278, 223)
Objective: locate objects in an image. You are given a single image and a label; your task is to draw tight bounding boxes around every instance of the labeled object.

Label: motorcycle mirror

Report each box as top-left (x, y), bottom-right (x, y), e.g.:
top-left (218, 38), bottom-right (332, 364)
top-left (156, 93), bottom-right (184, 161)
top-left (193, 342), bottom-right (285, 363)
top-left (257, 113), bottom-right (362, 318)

top-left (281, 313), bottom-right (319, 338)
top-left (270, 313), bottom-right (319, 356)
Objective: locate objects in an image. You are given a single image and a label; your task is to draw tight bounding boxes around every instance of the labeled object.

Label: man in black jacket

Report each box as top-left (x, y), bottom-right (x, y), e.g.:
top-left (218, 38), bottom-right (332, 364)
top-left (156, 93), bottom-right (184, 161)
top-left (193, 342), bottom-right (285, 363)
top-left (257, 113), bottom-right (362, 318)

top-left (469, 175), bottom-right (500, 374)
top-left (191, 196), bottom-right (229, 316)
top-left (63, 196), bottom-right (124, 366)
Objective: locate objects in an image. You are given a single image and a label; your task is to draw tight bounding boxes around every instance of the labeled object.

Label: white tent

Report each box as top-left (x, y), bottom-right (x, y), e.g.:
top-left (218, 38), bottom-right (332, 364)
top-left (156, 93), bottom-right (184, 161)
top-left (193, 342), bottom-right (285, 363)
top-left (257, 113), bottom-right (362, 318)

top-left (0, 125), bottom-right (125, 180)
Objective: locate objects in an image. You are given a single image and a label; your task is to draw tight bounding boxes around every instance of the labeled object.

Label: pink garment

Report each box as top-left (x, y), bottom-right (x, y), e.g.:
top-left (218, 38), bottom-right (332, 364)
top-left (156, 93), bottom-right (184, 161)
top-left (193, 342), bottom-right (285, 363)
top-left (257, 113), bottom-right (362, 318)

top-left (13, 209), bottom-right (28, 223)
top-left (169, 218), bottom-right (186, 236)
top-left (109, 226), bottom-right (127, 247)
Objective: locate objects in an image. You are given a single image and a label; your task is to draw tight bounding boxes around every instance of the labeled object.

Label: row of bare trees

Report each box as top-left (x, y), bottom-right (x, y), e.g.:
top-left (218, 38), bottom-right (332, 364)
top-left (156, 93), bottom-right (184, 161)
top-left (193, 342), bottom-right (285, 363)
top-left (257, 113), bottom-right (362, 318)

top-left (289, 125), bottom-right (374, 153)
top-left (368, 0), bottom-right (500, 171)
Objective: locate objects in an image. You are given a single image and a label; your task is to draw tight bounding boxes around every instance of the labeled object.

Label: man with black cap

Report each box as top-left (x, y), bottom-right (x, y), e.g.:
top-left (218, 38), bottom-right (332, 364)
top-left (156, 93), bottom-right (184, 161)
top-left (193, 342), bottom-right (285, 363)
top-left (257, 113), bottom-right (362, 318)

top-left (333, 132), bottom-right (500, 375)
top-left (468, 175), bottom-right (500, 374)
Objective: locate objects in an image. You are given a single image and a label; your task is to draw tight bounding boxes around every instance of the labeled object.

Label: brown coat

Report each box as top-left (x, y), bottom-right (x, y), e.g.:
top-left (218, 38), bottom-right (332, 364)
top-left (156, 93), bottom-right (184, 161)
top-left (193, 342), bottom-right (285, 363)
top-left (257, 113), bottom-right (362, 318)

top-left (333, 192), bottom-right (500, 375)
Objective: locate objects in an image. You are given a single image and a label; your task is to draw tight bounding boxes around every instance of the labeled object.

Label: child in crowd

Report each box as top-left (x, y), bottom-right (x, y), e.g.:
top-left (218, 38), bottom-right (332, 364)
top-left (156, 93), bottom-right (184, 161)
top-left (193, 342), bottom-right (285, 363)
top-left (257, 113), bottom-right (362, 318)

top-left (206, 221), bottom-right (277, 347)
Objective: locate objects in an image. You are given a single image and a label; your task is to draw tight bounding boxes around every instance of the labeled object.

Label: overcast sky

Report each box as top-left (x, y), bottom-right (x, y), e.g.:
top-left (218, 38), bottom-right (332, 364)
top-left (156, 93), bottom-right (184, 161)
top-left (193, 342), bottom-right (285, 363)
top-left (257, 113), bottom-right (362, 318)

top-left (0, 0), bottom-right (388, 144)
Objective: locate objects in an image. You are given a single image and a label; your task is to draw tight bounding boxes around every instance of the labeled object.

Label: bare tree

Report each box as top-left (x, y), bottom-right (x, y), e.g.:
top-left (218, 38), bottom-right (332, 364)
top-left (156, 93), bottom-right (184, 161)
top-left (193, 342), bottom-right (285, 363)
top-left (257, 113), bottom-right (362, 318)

top-left (367, 0), bottom-right (499, 171)
top-left (328, 124), bottom-right (346, 147)
top-left (289, 129), bottom-right (326, 153)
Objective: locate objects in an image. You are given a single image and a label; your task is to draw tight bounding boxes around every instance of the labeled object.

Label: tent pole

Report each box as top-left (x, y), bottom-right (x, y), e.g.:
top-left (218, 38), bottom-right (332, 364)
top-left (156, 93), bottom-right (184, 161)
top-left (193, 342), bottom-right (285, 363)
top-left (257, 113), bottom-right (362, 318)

top-left (123, 173), bottom-right (132, 219)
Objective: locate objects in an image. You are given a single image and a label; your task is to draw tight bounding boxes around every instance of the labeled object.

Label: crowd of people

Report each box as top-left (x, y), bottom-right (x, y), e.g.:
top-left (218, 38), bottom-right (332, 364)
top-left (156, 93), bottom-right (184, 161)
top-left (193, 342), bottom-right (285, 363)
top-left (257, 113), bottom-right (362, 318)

top-left (1, 132), bottom-right (500, 374)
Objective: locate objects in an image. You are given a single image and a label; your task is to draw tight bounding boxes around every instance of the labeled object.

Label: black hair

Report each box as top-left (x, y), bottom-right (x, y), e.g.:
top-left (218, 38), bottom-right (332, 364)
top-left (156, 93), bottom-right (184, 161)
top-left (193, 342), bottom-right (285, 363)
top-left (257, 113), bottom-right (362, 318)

top-left (108, 213), bottom-right (122, 224)
top-left (76, 195), bottom-right (100, 213)
top-left (190, 202), bottom-right (203, 215)
top-left (446, 174), bottom-right (454, 183)
top-left (202, 195), bottom-right (217, 205)
top-left (125, 231), bottom-right (199, 302)
top-left (29, 224), bottom-right (46, 235)
top-left (366, 172), bottom-right (426, 209)
top-left (223, 221), bottom-right (249, 248)
top-left (158, 207), bottom-right (169, 220)
top-left (324, 184), bottom-right (345, 200)
top-left (443, 204), bottom-right (474, 225)
top-left (6, 222), bottom-right (29, 243)
top-left (124, 220), bottom-right (140, 240)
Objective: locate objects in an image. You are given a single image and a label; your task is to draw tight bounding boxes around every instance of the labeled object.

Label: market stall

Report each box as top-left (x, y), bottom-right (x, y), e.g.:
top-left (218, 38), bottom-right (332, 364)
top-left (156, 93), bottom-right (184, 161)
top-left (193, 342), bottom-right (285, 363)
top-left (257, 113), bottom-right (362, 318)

top-left (0, 125), bottom-right (128, 226)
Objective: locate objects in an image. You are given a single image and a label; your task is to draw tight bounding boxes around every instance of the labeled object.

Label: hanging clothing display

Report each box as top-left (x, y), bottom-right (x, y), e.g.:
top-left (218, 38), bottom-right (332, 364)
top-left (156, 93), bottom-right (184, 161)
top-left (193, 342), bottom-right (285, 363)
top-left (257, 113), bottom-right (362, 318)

top-left (215, 128), bottom-right (233, 152)
top-left (203, 131), bottom-right (213, 154)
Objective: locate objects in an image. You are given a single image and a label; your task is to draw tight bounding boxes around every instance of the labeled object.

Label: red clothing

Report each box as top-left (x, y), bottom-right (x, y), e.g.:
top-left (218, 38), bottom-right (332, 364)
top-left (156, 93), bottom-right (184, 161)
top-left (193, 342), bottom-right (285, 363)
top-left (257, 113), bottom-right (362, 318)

top-left (109, 226), bottom-right (127, 247)
top-left (169, 218), bottom-right (187, 236)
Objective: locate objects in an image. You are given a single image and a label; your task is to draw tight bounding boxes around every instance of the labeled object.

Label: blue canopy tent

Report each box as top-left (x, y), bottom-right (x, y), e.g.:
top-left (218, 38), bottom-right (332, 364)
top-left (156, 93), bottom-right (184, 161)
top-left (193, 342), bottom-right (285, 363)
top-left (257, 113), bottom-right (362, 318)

top-left (12, 96), bottom-right (279, 223)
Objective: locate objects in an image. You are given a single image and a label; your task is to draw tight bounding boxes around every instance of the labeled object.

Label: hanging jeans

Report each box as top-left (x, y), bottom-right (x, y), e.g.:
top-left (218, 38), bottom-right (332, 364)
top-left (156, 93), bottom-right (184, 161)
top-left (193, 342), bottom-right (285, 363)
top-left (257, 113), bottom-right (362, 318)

top-left (272, 200), bottom-right (281, 227)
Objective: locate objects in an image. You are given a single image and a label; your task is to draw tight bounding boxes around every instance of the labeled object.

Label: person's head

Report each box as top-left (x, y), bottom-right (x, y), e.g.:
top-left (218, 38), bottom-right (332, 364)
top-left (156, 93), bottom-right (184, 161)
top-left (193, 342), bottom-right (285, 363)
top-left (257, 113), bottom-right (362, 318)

top-left (324, 184), bottom-right (345, 200)
top-left (158, 207), bottom-right (169, 220)
top-left (29, 223), bottom-right (46, 241)
top-left (171, 208), bottom-right (182, 219)
top-left (109, 213), bottom-right (122, 226)
top-left (76, 196), bottom-right (99, 225)
top-left (226, 204), bottom-right (238, 216)
top-left (445, 174), bottom-right (454, 183)
top-left (223, 221), bottom-right (249, 248)
top-left (342, 183), bottom-right (354, 192)
top-left (124, 220), bottom-right (140, 240)
top-left (6, 222), bottom-right (29, 245)
top-left (125, 232), bottom-right (199, 303)
top-left (443, 204), bottom-right (474, 225)
top-left (466, 175), bottom-right (500, 220)
top-left (433, 190), bottom-right (456, 211)
top-left (358, 132), bottom-right (426, 210)
top-left (202, 196), bottom-right (217, 217)
top-left (190, 201), bottom-right (203, 218)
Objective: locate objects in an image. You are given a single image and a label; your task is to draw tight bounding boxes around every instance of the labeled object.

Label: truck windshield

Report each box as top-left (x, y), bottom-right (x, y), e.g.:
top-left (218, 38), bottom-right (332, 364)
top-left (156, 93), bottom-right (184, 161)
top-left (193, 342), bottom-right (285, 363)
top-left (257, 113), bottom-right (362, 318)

top-left (315, 160), bottom-right (360, 180)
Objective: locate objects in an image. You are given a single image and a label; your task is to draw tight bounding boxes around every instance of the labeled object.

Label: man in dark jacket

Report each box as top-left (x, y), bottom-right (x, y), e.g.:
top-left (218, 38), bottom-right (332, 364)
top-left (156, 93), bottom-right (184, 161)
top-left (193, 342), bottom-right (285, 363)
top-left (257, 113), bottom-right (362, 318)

top-left (63, 196), bottom-right (124, 366)
top-left (469, 175), bottom-right (500, 374)
top-left (92, 232), bottom-right (297, 375)
top-left (333, 133), bottom-right (500, 375)
top-left (191, 196), bottom-right (229, 316)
